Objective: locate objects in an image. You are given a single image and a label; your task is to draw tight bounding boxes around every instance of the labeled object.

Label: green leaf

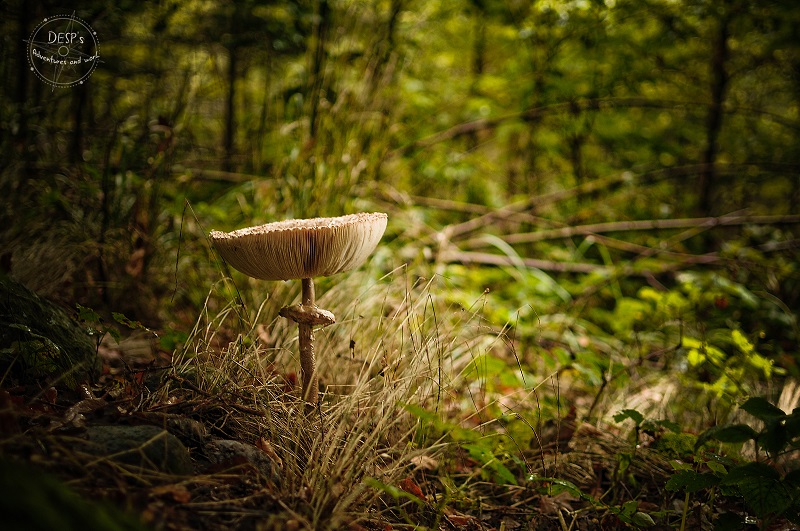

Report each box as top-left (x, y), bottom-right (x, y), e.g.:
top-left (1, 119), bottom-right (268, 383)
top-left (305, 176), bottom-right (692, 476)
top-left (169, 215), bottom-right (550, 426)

top-left (528, 477), bottom-right (595, 502)
top-left (669, 460), bottom-right (693, 471)
top-left (741, 397), bottom-right (785, 422)
top-left (695, 424), bottom-right (758, 449)
top-left (721, 462), bottom-right (779, 485)
top-left (464, 443), bottom-right (517, 485)
top-left (731, 329), bottom-right (755, 356)
top-left (630, 511), bottom-right (655, 528)
top-left (106, 326), bottom-right (121, 342)
top-left (76, 303), bottom-right (100, 324)
top-left (656, 419), bottom-right (681, 433)
top-left (621, 499), bottom-right (639, 516)
top-left (706, 460), bottom-right (727, 475)
top-left (665, 470), bottom-right (720, 493)
top-left (759, 421), bottom-right (788, 457)
top-left (739, 476), bottom-right (792, 519)
top-left (112, 312), bottom-right (147, 331)
top-left (723, 464), bottom-right (799, 516)
top-left (614, 409), bottom-right (644, 426)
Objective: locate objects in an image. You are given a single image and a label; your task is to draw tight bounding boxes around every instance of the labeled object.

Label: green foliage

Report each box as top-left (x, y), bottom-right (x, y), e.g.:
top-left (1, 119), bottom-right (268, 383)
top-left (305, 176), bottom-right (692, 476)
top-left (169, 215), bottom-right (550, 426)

top-left (663, 398), bottom-right (800, 528)
top-left (614, 408), bottom-right (680, 436)
top-left (696, 397), bottom-right (800, 460)
top-left (528, 476), bottom-right (656, 528)
top-left (405, 403), bottom-right (517, 486)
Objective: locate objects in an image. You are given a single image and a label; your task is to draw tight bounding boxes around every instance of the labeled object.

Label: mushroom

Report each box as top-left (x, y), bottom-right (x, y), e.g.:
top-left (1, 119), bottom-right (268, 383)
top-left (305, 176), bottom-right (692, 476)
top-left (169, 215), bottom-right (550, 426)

top-left (210, 212), bottom-right (388, 407)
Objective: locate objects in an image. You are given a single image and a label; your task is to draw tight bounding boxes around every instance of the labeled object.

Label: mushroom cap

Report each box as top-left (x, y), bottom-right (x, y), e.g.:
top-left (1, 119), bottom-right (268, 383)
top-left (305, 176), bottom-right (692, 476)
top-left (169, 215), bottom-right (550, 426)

top-left (210, 212), bottom-right (388, 281)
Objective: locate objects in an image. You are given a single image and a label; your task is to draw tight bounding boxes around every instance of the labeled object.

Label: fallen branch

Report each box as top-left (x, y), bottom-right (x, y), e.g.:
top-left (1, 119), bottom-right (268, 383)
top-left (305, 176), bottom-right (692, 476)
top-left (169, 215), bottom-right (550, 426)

top-left (459, 214), bottom-right (800, 249)
top-left (441, 164), bottom-right (799, 240)
top-left (439, 250), bottom-right (609, 274)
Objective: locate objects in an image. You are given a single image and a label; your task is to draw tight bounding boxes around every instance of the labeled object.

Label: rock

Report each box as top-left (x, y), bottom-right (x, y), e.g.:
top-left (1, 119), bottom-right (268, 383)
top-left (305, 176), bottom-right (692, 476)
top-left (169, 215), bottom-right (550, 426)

top-left (0, 274), bottom-right (98, 389)
top-left (83, 425), bottom-right (193, 475)
top-left (204, 439), bottom-right (280, 482)
top-left (131, 412), bottom-right (208, 448)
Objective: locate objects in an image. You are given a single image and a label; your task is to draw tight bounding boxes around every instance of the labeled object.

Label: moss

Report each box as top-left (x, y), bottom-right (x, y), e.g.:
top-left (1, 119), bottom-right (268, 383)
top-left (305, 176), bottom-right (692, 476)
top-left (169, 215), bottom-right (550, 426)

top-left (0, 274), bottom-right (97, 389)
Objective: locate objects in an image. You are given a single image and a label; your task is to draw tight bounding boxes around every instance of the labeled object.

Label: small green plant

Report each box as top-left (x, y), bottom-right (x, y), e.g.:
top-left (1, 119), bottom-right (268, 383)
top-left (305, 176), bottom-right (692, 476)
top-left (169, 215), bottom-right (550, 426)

top-left (665, 397), bottom-right (800, 530)
top-left (614, 408), bottom-right (681, 447)
top-left (405, 403), bottom-right (518, 486)
top-left (527, 476), bottom-right (657, 528)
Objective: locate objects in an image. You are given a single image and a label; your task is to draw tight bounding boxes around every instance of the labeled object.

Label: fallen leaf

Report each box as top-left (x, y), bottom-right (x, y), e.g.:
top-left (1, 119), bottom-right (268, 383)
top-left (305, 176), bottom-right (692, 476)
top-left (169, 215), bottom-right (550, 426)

top-left (444, 505), bottom-right (479, 527)
top-left (539, 491), bottom-right (577, 515)
top-left (256, 437), bottom-right (283, 467)
top-left (43, 387), bottom-right (57, 404)
top-left (398, 477), bottom-right (425, 500)
top-left (410, 455), bottom-right (438, 471)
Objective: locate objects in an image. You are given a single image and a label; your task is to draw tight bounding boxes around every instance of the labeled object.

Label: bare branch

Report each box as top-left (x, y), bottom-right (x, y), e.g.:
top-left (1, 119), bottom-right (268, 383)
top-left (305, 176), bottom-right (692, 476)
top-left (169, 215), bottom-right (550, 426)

top-left (460, 214), bottom-right (800, 249)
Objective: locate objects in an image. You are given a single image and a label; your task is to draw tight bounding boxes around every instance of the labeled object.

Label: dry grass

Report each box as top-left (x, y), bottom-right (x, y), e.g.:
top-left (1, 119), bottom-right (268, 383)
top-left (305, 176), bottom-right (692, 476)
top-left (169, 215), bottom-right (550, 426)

top-left (148, 261), bottom-right (503, 528)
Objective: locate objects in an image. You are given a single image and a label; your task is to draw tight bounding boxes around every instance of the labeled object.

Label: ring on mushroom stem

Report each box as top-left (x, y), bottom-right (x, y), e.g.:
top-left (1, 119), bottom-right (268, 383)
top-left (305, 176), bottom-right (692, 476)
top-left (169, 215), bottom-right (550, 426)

top-left (210, 212), bottom-right (388, 407)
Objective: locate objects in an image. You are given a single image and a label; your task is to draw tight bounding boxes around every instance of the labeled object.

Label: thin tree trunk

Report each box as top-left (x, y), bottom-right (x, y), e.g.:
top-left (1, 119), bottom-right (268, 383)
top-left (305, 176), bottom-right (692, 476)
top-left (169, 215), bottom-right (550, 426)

top-left (70, 83), bottom-right (87, 163)
top-left (12, 1), bottom-right (30, 166)
top-left (466, 12), bottom-right (486, 151)
top-left (698, 15), bottom-right (730, 217)
top-left (223, 45), bottom-right (237, 172)
top-left (255, 52), bottom-right (271, 172)
top-left (308, 0), bottom-right (330, 140)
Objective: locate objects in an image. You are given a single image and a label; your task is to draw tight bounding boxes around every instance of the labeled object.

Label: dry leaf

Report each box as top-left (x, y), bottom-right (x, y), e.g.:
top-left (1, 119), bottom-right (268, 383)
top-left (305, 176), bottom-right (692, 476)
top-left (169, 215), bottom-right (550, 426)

top-left (43, 387), bottom-right (57, 404)
top-left (539, 491), bottom-right (577, 515)
top-left (398, 477), bottom-right (425, 500)
top-left (410, 455), bottom-right (438, 471)
top-left (256, 437), bottom-right (283, 468)
top-left (444, 509), bottom-right (476, 528)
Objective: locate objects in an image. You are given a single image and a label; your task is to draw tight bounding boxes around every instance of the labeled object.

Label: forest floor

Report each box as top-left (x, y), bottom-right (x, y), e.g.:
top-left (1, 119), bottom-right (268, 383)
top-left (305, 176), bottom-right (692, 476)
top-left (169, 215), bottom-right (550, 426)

top-left (1, 268), bottom-right (797, 531)
top-left (1, 327), bottom-right (793, 531)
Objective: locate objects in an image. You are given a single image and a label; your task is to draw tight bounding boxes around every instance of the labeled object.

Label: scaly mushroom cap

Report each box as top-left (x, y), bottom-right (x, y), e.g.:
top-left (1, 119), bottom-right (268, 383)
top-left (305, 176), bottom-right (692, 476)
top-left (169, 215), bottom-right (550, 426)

top-left (210, 212), bottom-right (388, 281)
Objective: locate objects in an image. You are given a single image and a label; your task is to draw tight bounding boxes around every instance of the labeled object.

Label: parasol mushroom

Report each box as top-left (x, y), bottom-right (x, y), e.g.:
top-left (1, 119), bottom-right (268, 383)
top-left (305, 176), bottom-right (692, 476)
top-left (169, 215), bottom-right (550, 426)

top-left (210, 212), bottom-right (388, 407)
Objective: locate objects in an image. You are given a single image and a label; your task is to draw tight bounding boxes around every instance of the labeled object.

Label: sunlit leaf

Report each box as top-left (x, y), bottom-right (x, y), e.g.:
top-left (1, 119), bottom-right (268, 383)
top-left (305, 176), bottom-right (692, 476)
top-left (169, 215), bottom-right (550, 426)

top-left (614, 409), bottom-right (644, 425)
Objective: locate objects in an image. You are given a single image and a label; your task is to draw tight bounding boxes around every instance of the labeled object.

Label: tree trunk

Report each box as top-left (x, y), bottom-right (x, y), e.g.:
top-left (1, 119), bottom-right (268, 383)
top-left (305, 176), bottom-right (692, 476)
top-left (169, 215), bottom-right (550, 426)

top-left (308, 0), bottom-right (330, 141)
top-left (223, 45), bottom-right (237, 172)
top-left (70, 83), bottom-right (88, 164)
top-left (698, 14), bottom-right (730, 217)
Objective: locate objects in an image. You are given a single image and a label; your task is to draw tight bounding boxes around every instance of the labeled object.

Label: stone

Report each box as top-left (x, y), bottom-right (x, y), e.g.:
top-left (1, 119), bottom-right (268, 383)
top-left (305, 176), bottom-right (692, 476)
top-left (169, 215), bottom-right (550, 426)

top-left (84, 425), bottom-right (193, 475)
top-left (204, 439), bottom-right (280, 482)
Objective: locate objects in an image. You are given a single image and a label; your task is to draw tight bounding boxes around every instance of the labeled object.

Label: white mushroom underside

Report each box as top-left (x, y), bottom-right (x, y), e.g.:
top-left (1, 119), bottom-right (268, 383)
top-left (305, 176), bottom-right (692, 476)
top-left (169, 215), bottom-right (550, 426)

top-left (210, 212), bottom-right (388, 281)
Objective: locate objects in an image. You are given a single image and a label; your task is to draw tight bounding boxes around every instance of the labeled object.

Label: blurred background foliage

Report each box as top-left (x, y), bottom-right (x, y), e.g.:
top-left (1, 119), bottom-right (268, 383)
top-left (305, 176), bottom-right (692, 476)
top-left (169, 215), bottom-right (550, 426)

top-left (1, 0), bottom-right (799, 425)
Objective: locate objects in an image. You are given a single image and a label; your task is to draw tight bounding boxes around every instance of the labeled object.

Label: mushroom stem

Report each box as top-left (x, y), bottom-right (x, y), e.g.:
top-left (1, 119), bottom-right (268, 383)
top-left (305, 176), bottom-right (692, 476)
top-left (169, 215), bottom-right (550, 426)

top-left (299, 278), bottom-right (317, 406)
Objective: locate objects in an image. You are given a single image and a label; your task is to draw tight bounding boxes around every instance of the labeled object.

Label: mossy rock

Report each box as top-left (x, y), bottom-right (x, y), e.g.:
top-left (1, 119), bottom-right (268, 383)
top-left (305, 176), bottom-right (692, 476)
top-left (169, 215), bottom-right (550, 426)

top-left (0, 274), bottom-right (98, 389)
top-left (84, 425), bottom-right (194, 475)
